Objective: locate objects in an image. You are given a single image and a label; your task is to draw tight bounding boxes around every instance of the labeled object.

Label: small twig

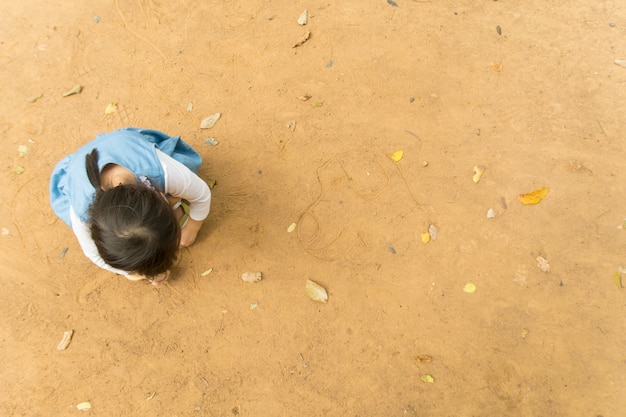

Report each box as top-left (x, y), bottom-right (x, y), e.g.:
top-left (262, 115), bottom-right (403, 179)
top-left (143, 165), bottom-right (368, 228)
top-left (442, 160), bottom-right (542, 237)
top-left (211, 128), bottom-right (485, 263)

top-left (215, 311), bottom-right (225, 336)
top-left (596, 120), bottom-right (608, 138)
top-left (404, 130), bottom-right (421, 140)
top-left (278, 361), bottom-right (286, 379)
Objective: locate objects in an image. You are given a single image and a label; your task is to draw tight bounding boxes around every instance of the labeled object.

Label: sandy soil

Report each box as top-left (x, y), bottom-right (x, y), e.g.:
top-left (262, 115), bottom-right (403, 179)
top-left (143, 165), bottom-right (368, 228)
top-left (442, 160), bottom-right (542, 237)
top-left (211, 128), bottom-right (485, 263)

top-left (1, 0), bottom-right (625, 416)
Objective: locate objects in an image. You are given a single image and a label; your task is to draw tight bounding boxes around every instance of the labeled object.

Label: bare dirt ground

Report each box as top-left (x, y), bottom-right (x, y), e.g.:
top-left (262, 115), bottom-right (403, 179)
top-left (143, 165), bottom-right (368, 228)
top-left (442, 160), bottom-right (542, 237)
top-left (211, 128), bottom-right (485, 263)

top-left (1, 1), bottom-right (625, 416)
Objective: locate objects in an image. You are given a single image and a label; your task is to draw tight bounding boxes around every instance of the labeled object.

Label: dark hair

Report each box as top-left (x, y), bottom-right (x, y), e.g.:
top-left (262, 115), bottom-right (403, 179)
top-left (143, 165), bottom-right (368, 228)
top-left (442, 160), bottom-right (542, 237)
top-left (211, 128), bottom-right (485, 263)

top-left (86, 149), bottom-right (180, 278)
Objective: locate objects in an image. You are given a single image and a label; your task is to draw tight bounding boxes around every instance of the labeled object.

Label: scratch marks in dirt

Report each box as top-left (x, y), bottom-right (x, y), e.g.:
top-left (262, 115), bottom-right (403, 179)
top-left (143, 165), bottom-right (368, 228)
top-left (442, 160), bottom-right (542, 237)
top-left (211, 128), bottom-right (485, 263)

top-left (297, 149), bottom-right (428, 261)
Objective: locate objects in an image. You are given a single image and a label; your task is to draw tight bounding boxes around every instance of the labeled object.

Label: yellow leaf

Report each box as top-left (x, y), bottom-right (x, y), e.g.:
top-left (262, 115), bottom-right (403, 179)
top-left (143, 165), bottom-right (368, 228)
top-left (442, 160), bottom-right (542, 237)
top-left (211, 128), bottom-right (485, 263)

top-left (420, 232), bottom-right (430, 244)
top-left (614, 272), bottom-right (623, 289)
top-left (306, 279), bottom-right (328, 303)
top-left (463, 283), bottom-right (477, 293)
top-left (104, 102), bottom-right (118, 115)
top-left (391, 150), bottom-right (404, 162)
top-left (472, 165), bottom-right (485, 183)
top-left (62, 84), bottom-right (82, 97)
top-left (18, 145), bottom-right (28, 157)
top-left (519, 187), bottom-right (549, 205)
top-left (420, 374), bottom-right (435, 383)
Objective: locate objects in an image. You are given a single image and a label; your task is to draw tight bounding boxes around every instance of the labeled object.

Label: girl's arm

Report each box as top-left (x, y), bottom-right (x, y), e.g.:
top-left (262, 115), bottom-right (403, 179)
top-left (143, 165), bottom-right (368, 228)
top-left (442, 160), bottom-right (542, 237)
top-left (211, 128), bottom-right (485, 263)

top-left (156, 149), bottom-right (211, 246)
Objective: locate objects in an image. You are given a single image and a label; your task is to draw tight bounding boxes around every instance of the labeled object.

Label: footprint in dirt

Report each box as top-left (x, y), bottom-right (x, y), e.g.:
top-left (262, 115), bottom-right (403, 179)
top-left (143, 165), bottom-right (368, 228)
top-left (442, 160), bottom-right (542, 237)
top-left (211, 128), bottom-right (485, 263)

top-left (296, 149), bottom-right (428, 261)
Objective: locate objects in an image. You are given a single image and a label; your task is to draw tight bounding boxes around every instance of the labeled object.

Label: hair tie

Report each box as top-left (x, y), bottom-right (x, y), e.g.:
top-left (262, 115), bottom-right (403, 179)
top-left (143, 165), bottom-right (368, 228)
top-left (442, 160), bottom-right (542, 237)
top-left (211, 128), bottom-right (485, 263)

top-left (139, 176), bottom-right (157, 191)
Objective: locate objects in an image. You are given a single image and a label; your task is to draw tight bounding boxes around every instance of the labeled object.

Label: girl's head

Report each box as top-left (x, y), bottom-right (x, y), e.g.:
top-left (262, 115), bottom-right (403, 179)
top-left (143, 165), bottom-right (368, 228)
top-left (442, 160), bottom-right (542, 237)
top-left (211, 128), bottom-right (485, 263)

top-left (86, 150), bottom-right (180, 278)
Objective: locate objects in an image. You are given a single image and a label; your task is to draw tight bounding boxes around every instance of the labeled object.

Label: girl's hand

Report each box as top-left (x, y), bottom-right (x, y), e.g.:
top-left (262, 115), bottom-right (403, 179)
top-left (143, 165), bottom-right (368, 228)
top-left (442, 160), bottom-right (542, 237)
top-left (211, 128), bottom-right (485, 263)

top-left (180, 218), bottom-right (203, 247)
top-left (149, 270), bottom-right (171, 286)
top-left (126, 270), bottom-right (170, 285)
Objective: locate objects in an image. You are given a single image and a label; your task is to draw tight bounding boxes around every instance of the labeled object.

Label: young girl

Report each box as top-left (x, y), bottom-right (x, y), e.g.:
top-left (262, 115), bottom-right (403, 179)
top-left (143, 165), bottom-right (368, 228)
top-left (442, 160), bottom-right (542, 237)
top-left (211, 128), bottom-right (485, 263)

top-left (50, 127), bottom-right (212, 284)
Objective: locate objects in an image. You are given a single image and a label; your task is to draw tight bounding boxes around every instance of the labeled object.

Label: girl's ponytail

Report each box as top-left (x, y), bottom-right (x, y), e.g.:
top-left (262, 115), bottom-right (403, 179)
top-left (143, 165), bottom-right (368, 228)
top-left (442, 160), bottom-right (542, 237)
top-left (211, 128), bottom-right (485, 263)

top-left (85, 149), bottom-right (101, 190)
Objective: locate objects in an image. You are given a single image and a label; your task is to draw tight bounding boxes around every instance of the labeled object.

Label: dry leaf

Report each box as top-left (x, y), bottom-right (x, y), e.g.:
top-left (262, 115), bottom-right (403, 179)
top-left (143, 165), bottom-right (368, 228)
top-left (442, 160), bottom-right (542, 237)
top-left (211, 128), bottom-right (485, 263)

top-left (306, 279), bottom-right (328, 303)
top-left (490, 62), bottom-right (503, 72)
top-left (18, 145), bottom-right (28, 157)
top-left (613, 272), bottom-right (622, 288)
top-left (242, 271), bottom-right (262, 283)
top-left (293, 29), bottom-right (311, 48)
top-left (416, 355), bottom-right (432, 364)
top-left (27, 94), bottom-right (43, 103)
top-left (76, 402), bottom-right (91, 411)
top-left (62, 84), bottom-right (82, 97)
top-left (201, 113), bottom-right (221, 129)
top-left (390, 150), bottom-right (404, 162)
top-left (536, 256), bottom-right (550, 272)
top-left (297, 94), bottom-right (312, 101)
top-left (614, 60), bottom-right (626, 68)
top-left (519, 187), bottom-right (549, 205)
top-left (472, 165), bottom-right (485, 183)
top-left (428, 224), bottom-right (438, 241)
top-left (104, 102), bottom-right (118, 115)
top-left (421, 232), bottom-right (430, 244)
top-left (463, 283), bottom-right (477, 293)
top-left (420, 374), bottom-right (435, 383)
top-left (297, 10), bottom-right (308, 25)
top-left (56, 330), bottom-right (74, 350)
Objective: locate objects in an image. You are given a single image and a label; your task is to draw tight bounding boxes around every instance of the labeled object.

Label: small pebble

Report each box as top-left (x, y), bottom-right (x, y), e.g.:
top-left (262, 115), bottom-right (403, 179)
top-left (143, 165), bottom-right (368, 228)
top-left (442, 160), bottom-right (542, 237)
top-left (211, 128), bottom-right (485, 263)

top-left (496, 25), bottom-right (502, 35)
top-left (609, 22), bottom-right (616, 27)
top-left (422, 161), bottom-right (429, 167)
top-left (487, 208), bottom-right (495, 218)
top-left (94, 15), bottom-right (100, 23)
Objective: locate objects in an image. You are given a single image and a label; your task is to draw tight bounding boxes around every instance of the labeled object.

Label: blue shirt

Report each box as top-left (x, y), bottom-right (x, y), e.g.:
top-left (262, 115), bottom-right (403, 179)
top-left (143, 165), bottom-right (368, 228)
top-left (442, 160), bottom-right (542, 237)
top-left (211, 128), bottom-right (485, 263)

top-left (50, 128), bottom-right (202, 227)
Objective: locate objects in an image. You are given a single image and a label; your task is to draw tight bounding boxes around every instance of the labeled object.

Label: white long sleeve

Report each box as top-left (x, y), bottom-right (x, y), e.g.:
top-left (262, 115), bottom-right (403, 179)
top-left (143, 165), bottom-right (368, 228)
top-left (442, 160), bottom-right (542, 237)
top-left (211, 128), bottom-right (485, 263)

top-left (155, 149), bottom-right (212, 221)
